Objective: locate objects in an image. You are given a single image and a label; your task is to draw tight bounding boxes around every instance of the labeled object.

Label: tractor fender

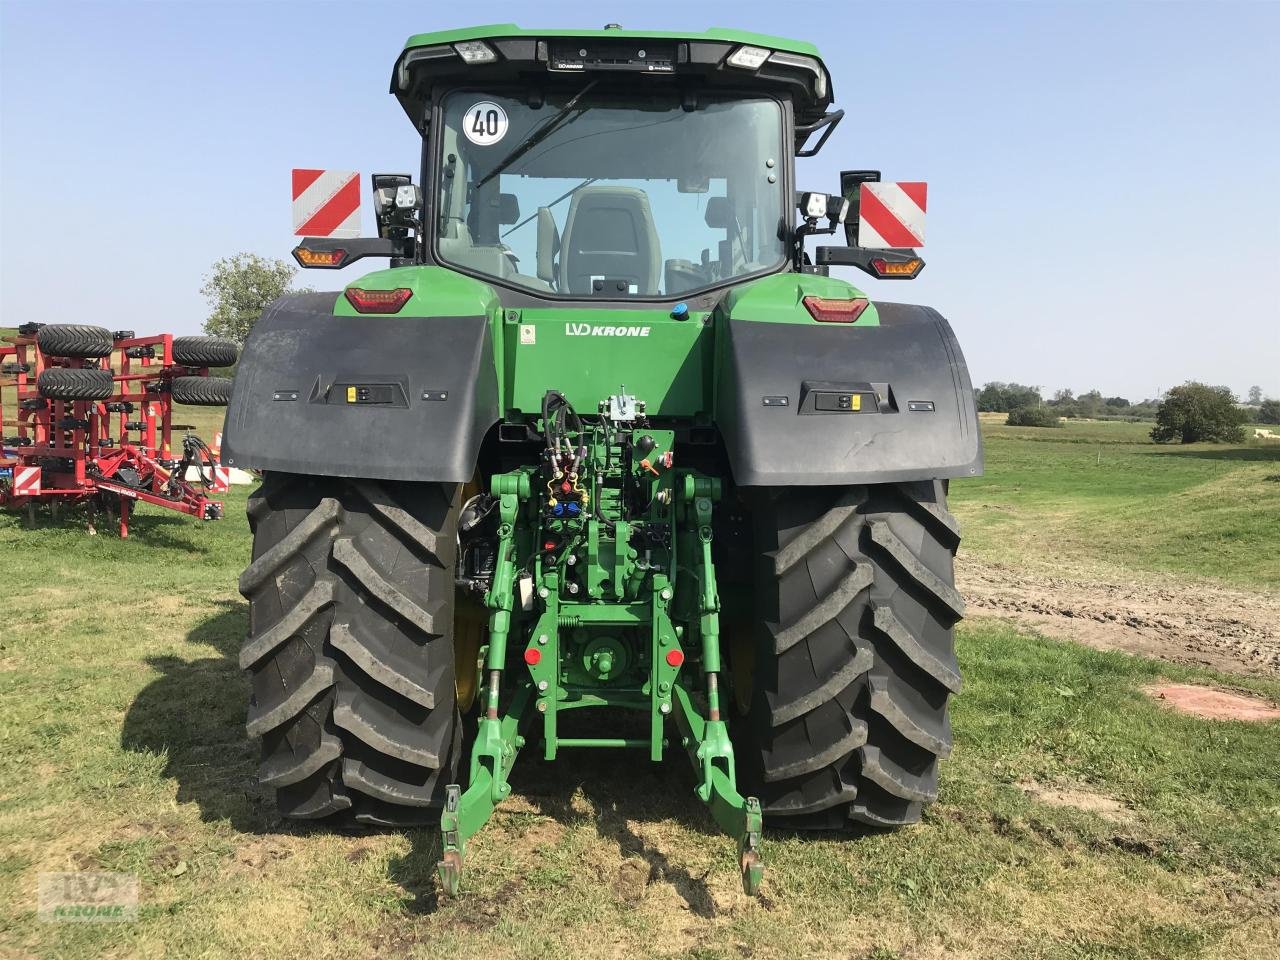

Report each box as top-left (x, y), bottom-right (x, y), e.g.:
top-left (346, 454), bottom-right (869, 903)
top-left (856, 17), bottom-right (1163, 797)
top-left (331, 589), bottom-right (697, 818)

top-left (716, 301), bottom-right (982, 486)
top-left (221, 292), bottom-right (498, 482)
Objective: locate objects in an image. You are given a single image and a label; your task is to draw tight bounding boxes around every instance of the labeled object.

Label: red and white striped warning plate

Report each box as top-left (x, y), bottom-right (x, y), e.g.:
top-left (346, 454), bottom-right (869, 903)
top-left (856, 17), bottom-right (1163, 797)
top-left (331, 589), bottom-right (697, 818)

top-left (292, 169), bottom-right (361, 238)
top-left (212, 465), bottom-right (231, 493)
top-left (858, 182), bottom-right (927, 249)
top-left (13, 465), bottom-right (41, 497)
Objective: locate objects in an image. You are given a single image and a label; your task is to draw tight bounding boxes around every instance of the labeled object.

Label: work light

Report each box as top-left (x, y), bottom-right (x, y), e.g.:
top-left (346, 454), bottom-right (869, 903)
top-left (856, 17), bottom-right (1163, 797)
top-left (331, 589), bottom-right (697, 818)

top-left (454, 41), bottom-right (497, 64)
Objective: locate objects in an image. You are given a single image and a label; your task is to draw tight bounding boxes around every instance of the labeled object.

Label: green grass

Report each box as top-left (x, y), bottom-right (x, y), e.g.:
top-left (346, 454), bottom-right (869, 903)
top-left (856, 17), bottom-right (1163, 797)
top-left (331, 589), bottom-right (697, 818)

top-left (1, 419), bottom-right (1277, 959)
top-left (953, 419), bottom-right (1280, 588)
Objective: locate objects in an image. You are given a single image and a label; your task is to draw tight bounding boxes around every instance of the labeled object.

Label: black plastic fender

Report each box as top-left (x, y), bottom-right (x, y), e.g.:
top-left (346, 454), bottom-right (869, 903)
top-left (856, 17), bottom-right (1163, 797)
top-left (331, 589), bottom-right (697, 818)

top-left (716, 302), bottom-right (982, 486)
top-left (221, 292), bottom-right (498, 482)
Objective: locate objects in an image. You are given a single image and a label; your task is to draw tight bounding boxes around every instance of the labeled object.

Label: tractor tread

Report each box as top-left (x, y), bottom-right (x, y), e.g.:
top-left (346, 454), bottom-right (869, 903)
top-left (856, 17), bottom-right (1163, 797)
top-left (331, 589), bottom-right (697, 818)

top-left (238, 578), bottom-right (335, 669)
top-left (245, 657), bottom-right (337, 737)
top-left (848, 796), bottom-right (922, 828)
top-left (767, 644), bottom-right (873, 726)
top-left (353, 481), bottom-right (444, 566)
top-left (238, 498), bottom-right (343, 593)
top-left (329, 620), bottom-right (440, 709)
top-left (868, 672), bottom-right (953, 757)
top-left (740, 482), bottom-right (960, 829)
top-left (770, 564), bottom-right (872, 654)
top-left (259, 732), bottom-right (343, 788)
top-left (762, 718), bottom-right (867, 782)
top-left (898, 480), bottom-right (962, 544)
top-left (771, 489), bottom-right (864, 576)
top-left (279, 779), bottom-right (352, 819)
top-left (871, 605), bottom-right (963, 694)
top-left (240, 474), bottom-right (459, 826)
top-left (331, 685), bottom-right (449, 768)
top-left (332, 537), bottom-right (440, 636)
top-left (868, 519), bottom-right (966, 618)
top-left (859, 743), bottom-right (939, 803)
top-left (342, 759), bottom-right (438, 807)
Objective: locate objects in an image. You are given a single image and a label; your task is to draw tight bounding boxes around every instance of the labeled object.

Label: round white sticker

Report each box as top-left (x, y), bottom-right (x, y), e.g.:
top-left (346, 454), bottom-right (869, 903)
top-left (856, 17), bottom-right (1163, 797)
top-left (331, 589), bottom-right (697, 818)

top-left (463, 101), bottom-right (509, 146)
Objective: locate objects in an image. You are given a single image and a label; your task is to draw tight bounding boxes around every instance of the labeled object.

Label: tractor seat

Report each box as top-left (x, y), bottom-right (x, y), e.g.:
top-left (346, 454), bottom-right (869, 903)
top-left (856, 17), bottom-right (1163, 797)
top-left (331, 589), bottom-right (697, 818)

top-left (558, 186), bottom-right (661, 295)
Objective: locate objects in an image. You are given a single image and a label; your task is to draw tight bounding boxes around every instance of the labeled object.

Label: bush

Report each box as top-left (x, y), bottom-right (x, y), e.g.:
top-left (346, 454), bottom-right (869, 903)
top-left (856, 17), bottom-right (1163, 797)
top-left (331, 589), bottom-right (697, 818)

top-left (977, 381), bottom-right (1042, 413)
top-left (1006, 405), bottom-right (1062, 428)
top-left (1260, 398), bottom-right (1280, 425)
top-left (1150, 382), bottom-right (1247, 443)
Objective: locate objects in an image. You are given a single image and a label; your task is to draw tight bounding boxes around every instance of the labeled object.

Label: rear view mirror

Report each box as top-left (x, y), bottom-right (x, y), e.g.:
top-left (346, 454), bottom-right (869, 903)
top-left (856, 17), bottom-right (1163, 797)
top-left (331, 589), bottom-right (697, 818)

top-left (839, 170), bottom-right (880, 247)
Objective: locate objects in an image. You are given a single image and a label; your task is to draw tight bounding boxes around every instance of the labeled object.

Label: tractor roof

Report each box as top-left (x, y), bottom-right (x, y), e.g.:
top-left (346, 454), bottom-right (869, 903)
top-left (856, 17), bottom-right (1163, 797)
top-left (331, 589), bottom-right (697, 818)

top-left (401, 24), bottom-right (823, 58)
top-left (392, 23), bottom-right (834, 130)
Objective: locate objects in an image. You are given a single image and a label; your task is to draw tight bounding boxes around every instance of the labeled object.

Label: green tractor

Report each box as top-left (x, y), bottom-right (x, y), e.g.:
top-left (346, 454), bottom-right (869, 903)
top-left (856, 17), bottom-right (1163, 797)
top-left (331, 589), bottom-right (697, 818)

top-left (223, 24), bottom-right (980, 896)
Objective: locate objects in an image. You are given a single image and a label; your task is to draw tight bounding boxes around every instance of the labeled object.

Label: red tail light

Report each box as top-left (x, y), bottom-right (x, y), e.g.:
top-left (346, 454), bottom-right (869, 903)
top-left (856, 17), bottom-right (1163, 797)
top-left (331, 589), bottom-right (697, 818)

top-left (802, 296), bottom-right (870, 323)
top-left (344, 287), bottom-right (412, 314)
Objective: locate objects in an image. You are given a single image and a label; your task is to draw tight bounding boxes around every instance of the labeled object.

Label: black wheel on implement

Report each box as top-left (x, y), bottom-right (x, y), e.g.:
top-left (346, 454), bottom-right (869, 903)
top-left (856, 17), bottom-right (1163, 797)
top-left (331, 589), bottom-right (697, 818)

top-left (171, 336), bottom-right (239, 368)
top-left (734, 481), bottom-right (963, 829)
top-left (37, 368), bottom-right (114, 401)
top-left (37, 324), bottom-right (115, 359)
top-left (171, 376), bottom-right (233, 406)
top-left (239, 473), bottom-right (461, 825)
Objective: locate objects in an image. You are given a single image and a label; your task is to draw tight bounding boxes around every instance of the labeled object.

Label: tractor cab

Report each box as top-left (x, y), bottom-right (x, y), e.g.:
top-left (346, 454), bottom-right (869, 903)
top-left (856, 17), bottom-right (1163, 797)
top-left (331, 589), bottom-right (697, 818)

top-left (390, 26), bottom-right (836, 300)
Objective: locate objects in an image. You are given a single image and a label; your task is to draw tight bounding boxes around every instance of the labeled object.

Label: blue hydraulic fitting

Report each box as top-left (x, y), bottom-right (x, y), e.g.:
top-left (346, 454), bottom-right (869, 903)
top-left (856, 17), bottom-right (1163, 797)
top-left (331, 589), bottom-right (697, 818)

top-left (552, 502), bottom-right (565, 516)
top-left (671, 302), bottom-right (689, 320)
top-left (566, 502), bottom-right (580, 516)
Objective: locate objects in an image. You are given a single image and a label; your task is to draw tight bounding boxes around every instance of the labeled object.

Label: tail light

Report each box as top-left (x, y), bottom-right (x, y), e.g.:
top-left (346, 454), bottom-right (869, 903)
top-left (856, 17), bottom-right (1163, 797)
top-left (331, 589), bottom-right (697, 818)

top-left (293, 246), bottom-right (348, 268)
top-left (802, 296), bottom-right (870, 323)
top-left (869, 257), bottom-right (923, 279)
top-left (344, 287), bottom-right (412, 314)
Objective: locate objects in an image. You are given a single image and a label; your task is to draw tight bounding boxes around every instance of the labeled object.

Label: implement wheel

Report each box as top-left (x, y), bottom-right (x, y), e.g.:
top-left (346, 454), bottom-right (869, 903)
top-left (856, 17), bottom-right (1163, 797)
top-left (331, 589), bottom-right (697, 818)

top-left (171, 336), bottom-right (239, 368)
top-left (171, 376), bottom-right (233, 406)
top-left (735, 481), bottom-right (963, 828)
top-left (37, 368), bottom-right (114, 401)
top-left (239, 473), bottom-right (461, 825)
top-left (37, 324), bottom-right (114, 359)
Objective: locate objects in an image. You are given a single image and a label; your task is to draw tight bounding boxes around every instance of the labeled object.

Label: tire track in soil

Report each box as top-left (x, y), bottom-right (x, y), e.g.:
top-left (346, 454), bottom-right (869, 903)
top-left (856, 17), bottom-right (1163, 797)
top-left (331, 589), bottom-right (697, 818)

top-left (956, 556), bottom-right (1280, 676)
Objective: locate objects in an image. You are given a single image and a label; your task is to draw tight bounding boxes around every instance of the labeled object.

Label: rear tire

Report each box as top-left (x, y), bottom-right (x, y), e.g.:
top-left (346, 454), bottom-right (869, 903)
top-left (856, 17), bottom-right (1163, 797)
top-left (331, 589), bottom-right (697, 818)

top-left (239, 473), bottom-right (461, 825)
top-left (171, 376), bottom-right (233, 406)
top-left (37, 324), bottom-right (114, 359)
top-left (735, 481), bottom-right (963, 829)
top-left (37, 368), bottom-right (114, 401)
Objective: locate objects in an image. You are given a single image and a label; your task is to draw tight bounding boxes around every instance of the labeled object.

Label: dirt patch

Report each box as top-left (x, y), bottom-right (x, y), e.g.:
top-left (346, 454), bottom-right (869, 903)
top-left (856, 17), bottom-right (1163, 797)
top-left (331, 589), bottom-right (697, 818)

top-left (1144, 683), bottom-right (1280, 722)
top-left (1018, 781), bottom-right (1132, 822)
top-left (957, 556), bottom-right (1280, 676)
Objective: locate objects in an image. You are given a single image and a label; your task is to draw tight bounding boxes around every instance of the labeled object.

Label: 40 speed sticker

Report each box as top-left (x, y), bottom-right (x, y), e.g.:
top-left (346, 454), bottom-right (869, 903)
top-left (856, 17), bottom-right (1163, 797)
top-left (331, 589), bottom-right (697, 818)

top-left (463, 101), bottom-right (508, 146)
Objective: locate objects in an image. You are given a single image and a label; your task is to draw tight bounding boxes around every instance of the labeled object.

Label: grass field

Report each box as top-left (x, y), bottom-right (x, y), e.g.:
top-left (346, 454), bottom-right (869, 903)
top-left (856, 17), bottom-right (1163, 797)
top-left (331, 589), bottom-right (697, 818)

top-left (953, 418), bottom-right (1280, 589)
top-left (1, 418), bottom-right (1278, 959)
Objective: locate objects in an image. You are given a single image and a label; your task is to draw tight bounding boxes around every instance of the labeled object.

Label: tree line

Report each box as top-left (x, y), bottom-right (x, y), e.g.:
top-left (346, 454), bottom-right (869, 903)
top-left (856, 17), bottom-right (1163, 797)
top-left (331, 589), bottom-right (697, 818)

top-left (978, 380), bottom-right (1279, 442)
top-left (976, 383), bottom-right (1161, 420)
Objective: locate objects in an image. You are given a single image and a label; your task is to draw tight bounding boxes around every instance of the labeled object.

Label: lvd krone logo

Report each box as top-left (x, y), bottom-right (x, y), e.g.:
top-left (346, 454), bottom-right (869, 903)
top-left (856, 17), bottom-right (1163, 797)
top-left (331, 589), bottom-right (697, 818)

top-left (565, 323), bottom-right (652, 337)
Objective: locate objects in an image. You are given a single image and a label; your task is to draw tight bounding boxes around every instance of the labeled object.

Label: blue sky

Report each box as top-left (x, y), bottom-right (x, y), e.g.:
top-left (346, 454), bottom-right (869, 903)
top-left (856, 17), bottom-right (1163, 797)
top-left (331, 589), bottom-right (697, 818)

top-left (2, 0), bottom-right (1276, 400)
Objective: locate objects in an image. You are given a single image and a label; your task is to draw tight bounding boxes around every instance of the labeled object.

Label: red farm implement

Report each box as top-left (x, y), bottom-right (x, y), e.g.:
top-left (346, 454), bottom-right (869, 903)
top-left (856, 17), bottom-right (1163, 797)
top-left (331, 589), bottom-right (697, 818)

top-left (1, 323), bottom-right (238, 536)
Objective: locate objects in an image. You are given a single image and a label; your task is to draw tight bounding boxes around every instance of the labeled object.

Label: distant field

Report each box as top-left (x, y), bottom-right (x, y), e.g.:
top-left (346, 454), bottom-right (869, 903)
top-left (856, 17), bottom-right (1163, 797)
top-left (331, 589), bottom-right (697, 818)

top-left (954, 418), bottom-right (1280, 589)
top-left (1, 404), bottom-right (1277, 959)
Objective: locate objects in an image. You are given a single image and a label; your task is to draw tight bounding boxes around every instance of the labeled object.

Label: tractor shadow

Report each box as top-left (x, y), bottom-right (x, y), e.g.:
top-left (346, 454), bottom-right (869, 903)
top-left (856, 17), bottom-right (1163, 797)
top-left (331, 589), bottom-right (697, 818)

top-left (392, 714), bottom-right (748, 919)
top-left (120, 599), bottom-right (270, 832)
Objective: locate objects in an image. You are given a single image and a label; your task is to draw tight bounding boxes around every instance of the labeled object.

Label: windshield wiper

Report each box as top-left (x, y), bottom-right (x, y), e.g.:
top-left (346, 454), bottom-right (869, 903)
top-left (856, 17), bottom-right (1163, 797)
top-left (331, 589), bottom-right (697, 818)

top-left (474, 81), bottom-right (598, 191)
